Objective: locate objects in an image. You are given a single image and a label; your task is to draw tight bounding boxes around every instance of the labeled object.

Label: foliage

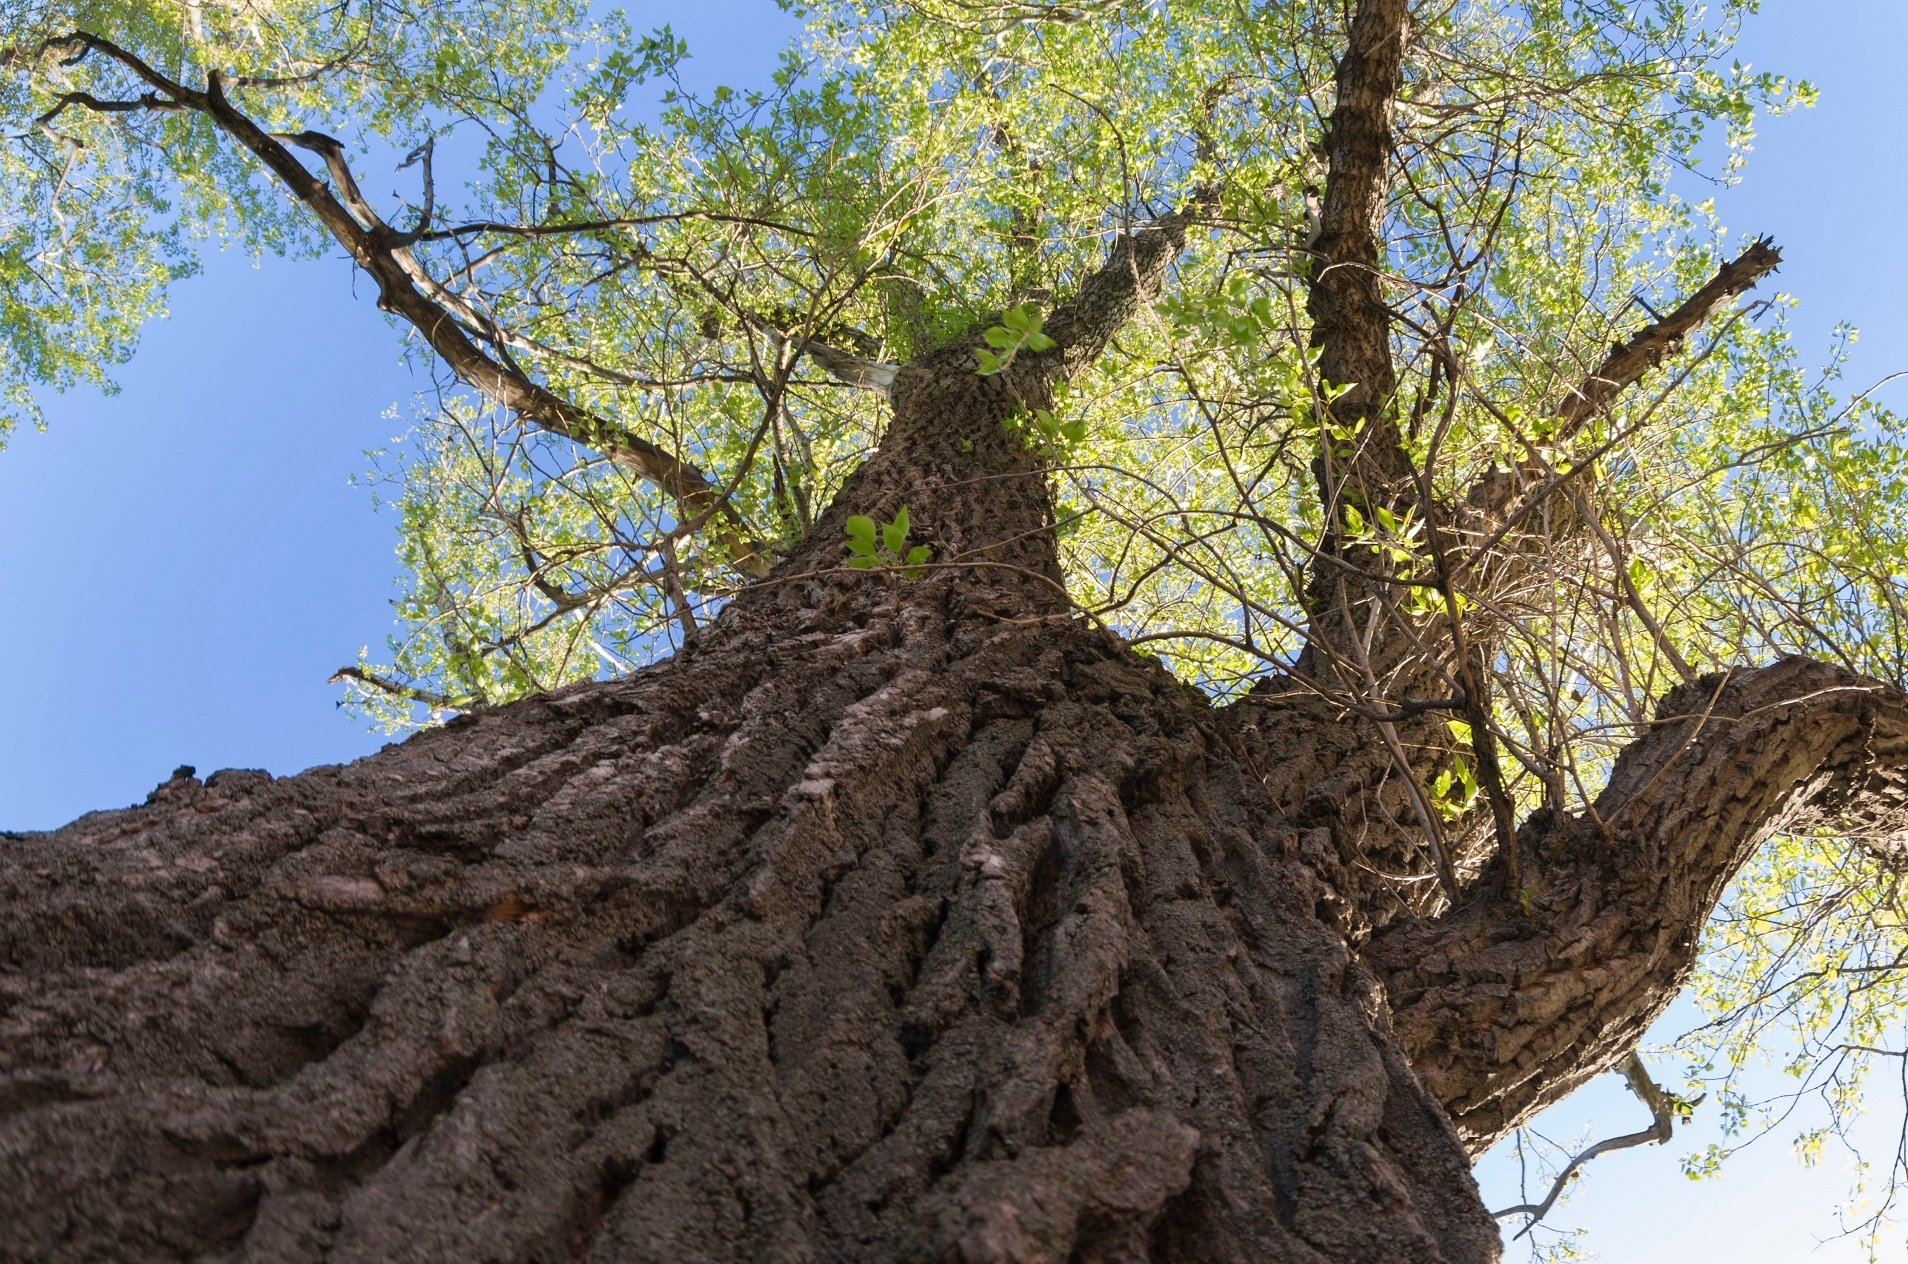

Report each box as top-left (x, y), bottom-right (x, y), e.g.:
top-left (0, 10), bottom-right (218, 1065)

top-left (976, 301), bottom-right (1056, 376)
top-left (844, 506), bottom-right (929, 575)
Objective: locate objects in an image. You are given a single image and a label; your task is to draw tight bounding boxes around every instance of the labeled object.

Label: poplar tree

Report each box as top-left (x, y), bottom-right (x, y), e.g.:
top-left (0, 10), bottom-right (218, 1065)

top-left (5, 1), bottom-right (1906, 1258)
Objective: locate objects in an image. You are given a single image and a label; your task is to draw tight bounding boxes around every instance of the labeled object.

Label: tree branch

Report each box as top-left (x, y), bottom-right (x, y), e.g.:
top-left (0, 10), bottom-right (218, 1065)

top-left (1453, 238), bottom-right (1784, 564)
top-left (410, 209), bottom-right (816, 245)
top-left (328, 665), bottom-right (471, 712)
top-left (1492, 1052), bottom-right (1686, 1235)
top-left (750, 319), bottom-right (897, 394)
top-left (1557, 238), bottom-right (1783, 436)
top-left (1295, 0), bottom-right (1414, 670)
top-left (1041, 198), bottom-right (1208, 377)
top-left (1391, 240), bottom-right (1790, 888)
top-left (1307, 0), bottom-right (1408, 449)
top-left (226, 95), bottom-right (770, 574)
top-left (32, 88), bottom-right (186, 133)
top-left (34, 32), bottom-right (769, 577)
top-left (1367, 655), bottom-right (1908, 1153)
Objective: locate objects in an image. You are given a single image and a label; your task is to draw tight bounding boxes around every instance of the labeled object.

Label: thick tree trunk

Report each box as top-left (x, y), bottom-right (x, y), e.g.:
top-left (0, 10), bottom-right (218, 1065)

top-left (10, 250), bottom-right (1908, 1264)
top-left (1, 580), bottom-right (1500, 1262)
top-left (6, 72), bottom-right (1903, 1264)
top-left (3, 334), bottom-right (1500, 1261)
top-left (14, 531), bottom-right (1908, 1264)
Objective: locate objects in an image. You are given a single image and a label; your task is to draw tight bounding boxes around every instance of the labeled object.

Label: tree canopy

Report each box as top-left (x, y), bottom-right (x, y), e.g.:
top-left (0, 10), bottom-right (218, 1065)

top-left (7, 0), bottom-right (1908, 1255)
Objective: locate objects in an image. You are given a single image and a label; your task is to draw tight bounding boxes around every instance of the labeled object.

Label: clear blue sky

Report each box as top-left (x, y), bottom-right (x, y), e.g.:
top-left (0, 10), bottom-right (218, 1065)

top-left (2, 2), bottom-right (1903, 1257)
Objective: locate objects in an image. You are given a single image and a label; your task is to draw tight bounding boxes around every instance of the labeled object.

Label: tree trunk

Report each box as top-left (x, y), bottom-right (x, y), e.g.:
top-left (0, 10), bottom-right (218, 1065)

top-left (4, 334), bottom-right (1503, 1262)
top-left (11, 258), bottom-right (1908, 1264)
top-left (17, 7), bottom-right (1908, 1259)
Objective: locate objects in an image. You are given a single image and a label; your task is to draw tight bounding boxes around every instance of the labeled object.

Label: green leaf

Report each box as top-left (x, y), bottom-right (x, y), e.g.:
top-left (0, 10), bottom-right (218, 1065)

top-left (846, 515), bottom-right (877, 548)
top-left (1452, 756), bottom-right (1479, 799)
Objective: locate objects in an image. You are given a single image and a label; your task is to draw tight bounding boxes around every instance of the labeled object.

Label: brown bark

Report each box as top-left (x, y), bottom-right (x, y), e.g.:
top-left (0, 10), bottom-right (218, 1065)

top-left (1299, 0), bottom-right (1415, 671)
top-left (1, 221), bottom-right (1502, 1257)
top-left (0, 584), bottom-right (1500, 1263)
top-left (1555, 238), bottom-right (1784, 435)
top-left (15, 387), bottom-right (1907, 1264)
top-left (16, 522), bottom-right (1908, 1264)
top-left (1367, 655), bottom-right (1908, 1153)
top-left (8, 184), bottom-right (1903, 1255)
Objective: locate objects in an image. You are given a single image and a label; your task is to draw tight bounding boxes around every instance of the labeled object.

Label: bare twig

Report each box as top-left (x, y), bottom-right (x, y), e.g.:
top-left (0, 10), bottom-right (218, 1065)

top-left (1494, 1052), bottom-right (1691, 1235)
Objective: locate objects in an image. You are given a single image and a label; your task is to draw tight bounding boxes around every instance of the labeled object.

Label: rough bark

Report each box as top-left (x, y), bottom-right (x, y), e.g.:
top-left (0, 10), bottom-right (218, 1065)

top-left (0, 208), bottom-right (1514, 1263)
top-left (9, 193), bottom-right (1905, 1257)
top-left (1368, 655), bottom-right (1908, 1152)
top-left (2, 582), bottom-right (1501, 1263)
top-left (1299, 0), bottom-right (1414, 671)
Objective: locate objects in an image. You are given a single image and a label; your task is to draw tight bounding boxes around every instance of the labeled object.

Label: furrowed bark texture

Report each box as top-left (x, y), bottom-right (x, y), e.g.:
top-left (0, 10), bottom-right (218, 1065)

top-left (1368, 656), bottom-right (1908, 1152)
top-left (1299, 0), bottom-right (1414, 671)
top-left (8, 281), bottom-right (1908, 1264)
top-left (16, 519), bottom-right (1908, 1264)
top-left (0, 212), bottom-right (1514, 1262)
top-left (0, 583), bottom-right (1495, 1263)
top-left (15, 284), bottom-right (1907, 1259)
top-left (4, 278), bottom-right (1503, 1260)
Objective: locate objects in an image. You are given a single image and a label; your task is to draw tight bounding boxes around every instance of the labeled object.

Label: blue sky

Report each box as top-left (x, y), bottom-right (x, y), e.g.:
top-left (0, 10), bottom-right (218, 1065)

top-left (2, 1), bottom-right (1904, 1257)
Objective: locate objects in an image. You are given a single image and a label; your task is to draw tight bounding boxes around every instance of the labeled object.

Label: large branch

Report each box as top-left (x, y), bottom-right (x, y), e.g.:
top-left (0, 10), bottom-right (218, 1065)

top-left (1040, 202), bottom-right (1203, 378)
top-left (1306, 0), bottom-right (1411, 491)
top-left (1363, 241), bottom-right (1791, 897)
top-left (1365, 655), bottom-right (1908, 1153)
top-left (1556, 237), bottom-right (1783, 435)
top-left (40, 33), bottom-right (768, 577)
top-left (1293, 0), bottom-right (1415, 680)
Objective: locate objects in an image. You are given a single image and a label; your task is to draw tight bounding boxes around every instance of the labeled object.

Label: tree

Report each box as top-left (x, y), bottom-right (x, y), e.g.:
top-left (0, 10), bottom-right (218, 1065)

top-left (4, 0), bottom-right (1906, 1259)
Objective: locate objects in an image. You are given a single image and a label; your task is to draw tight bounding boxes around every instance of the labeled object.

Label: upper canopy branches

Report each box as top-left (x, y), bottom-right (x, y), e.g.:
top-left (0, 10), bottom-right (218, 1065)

top-left (3, 1), bottom-right (1886, 752)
